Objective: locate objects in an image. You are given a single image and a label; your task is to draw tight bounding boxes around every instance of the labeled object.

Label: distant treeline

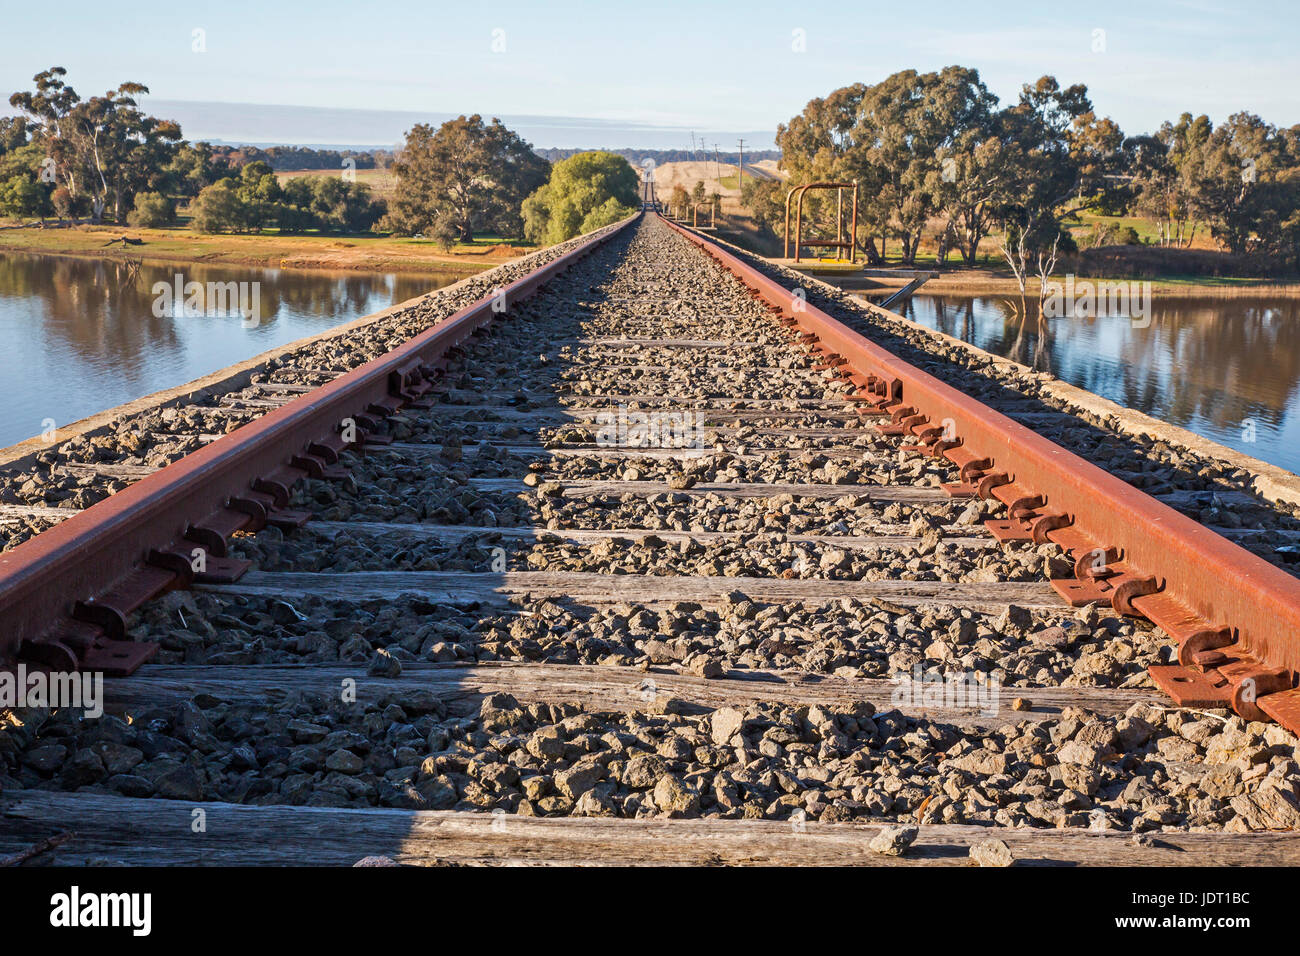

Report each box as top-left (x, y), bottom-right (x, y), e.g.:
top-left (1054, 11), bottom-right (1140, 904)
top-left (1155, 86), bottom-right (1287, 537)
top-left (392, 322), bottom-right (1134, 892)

top-left (207, 146), bottom-right (783, 173)
top-left (210, 145), bottom-right (388, 171)
top-left (534, 147), bottom-right (780, 166)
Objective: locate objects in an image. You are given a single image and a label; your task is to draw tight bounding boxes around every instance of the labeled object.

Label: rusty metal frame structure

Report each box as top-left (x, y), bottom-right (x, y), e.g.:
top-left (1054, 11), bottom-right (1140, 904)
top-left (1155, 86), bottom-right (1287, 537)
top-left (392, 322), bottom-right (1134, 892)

top-left (0, 215), bottom-right (639, 676)
top-left (784, 182), bottom-right (859, 263)
top-left (691, 201), bottom-right (717, 230)
top-left (659, 212), bottom-right (1300, 734)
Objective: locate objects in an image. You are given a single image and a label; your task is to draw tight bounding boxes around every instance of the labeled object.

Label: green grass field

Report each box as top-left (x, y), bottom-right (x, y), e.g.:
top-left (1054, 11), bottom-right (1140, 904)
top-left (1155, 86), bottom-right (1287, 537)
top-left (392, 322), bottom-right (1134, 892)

top-left (1065, 210), bottom-right (1213, 248)
top-left (0, 220), bottom-right (534, 276)
top-left (275, 167), bottom-right (397, 199)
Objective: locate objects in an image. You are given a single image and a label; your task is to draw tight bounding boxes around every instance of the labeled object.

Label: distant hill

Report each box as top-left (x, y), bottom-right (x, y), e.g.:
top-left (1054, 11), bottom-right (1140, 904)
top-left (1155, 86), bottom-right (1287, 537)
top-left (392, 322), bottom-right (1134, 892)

top-left (215, 144), bottom-right (780, 174)
top-left (535, 147), bottom-right (780, 166)
top-left (145, 100), bottom-right (778, 152)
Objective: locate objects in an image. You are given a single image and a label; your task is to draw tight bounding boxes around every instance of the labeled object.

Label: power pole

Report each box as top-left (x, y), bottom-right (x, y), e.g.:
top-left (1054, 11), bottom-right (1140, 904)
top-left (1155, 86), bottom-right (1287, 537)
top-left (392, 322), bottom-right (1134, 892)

top-left (736, 138), bottom-right (746, 192)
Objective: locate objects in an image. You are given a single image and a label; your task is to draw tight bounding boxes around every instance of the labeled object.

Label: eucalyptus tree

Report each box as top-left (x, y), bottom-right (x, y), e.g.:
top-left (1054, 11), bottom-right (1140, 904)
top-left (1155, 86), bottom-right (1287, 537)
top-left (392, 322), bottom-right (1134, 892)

top-left (996, 76), bottom-right (1124, 251)
top-left (10, 67), bottom-right (181, 222)
top-left (385, 115), bottom-right (548, 240)
top-left (777, 68), bottom-right (1002, 264)
top-left (1126, 130), bottom-right (1200, 247)
top-left (521, 151), bottom-right (639, 244)
top-left (1191, 112), bottom-right (1290, 254)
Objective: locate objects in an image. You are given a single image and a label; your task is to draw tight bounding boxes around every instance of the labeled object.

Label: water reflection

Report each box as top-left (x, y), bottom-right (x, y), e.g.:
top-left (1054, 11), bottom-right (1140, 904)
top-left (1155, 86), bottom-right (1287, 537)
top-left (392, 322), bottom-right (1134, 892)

top-left (899, 294), bottom-right (1300, 476)
top-left (0, 252), bottom-right (461, 449)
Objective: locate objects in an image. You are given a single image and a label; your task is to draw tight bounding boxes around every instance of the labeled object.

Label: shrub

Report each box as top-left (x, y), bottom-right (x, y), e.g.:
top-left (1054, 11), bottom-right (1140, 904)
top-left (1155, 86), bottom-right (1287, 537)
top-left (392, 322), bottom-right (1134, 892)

top-left (126, 191), bottom-right (175, 227)
top-left (522, 151), bottom-right (639, 245)
top-left (431, 216), bottom-right (459, 252)
top-left (190, 180), bottom-right (243, 233)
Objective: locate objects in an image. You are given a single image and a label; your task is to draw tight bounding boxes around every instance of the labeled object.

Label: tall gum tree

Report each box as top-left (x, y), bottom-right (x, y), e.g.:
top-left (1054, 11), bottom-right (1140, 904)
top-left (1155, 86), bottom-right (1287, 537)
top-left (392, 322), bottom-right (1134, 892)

top-left (385, 115), bottom-right (548, 241)
top-left (10, 67), bottom-right (180, 223)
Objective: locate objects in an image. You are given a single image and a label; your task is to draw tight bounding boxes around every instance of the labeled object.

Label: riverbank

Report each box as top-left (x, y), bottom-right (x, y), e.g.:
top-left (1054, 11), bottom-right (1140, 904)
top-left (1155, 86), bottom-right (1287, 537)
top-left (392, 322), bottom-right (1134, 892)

top-left (0, 223), bottom-right (524, 276)
top-left (12, 222), bottom-right (1298, 297)
top-left (780, 262), bottom-right (1300, 298)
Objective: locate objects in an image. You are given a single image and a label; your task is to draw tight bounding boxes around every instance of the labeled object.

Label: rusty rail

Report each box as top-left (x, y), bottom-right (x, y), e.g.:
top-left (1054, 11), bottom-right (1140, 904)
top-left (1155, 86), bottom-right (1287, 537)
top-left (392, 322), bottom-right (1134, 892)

top-left (0, 215), bottom-right (637, 676)
top-left (660, 213), bottom-right (1300, 734)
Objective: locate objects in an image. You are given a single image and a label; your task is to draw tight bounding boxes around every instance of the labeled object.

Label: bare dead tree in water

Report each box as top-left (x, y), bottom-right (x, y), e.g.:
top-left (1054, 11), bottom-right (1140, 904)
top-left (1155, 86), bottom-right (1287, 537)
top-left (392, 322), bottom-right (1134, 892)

top-left (997, 226), bottom-right (1030, 308)
top-left (1031, 235), bottom-right (1061, 374)
top-left (997, 227), bottom-right (1031, 365)
top-left (997, 224), bottom-right (1060, 372)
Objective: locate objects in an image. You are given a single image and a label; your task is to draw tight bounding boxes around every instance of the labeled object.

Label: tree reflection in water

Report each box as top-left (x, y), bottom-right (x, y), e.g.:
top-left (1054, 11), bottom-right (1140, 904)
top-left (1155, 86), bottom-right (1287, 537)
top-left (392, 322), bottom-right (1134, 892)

top-left (0, 252), bottom-right (460, 448)
top-left (899, 293), bottom-right (1300, 475)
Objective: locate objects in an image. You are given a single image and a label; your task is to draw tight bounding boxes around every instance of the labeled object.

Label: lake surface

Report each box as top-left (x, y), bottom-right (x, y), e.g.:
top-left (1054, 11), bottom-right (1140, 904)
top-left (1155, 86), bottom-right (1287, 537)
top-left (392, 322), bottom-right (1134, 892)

top-left (898, 293), bottom-right (1300, 476)
top-left (0, 253), bottom-right (460, 450)
top-left (5, 255), bottom-right (1297, 479)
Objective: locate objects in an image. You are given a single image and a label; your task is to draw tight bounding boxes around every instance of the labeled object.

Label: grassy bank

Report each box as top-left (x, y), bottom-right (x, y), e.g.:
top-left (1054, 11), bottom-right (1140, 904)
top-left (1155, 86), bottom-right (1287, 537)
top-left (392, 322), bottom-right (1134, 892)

top-left (11, 219), bottom-right (1297, 298)
top-left (0, 222), bottom-right (535, 276)
top-left (779, 258), bottom-right (1300, 298)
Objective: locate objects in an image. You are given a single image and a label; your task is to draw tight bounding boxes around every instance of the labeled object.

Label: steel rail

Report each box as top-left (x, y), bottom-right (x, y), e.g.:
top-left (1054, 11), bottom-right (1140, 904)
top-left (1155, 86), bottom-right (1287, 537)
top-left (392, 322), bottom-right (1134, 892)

top-left (0, 215), bottom-right (638, 675)
top-left (658, 213), bottom-right (1300, 733)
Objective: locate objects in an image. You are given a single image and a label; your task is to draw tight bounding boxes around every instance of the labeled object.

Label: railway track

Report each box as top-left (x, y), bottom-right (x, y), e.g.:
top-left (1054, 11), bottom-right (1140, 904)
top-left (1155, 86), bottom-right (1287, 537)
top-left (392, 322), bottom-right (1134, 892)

top-left (2, 214), bottom-right (1300, 866)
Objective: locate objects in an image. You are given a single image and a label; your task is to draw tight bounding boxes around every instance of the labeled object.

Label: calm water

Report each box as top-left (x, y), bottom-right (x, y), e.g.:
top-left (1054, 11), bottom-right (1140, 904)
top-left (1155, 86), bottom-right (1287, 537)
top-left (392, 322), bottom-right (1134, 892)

top-left (0, 253), bottom-right (459, 449)
top-left (898, 294), bottom-right (1300, 476)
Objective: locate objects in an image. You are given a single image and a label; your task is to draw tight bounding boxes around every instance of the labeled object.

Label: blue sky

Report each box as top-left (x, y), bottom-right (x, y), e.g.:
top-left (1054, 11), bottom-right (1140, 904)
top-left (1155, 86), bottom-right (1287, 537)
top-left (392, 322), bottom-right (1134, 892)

top-left (3, 0), bottom-right (1296, 146)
